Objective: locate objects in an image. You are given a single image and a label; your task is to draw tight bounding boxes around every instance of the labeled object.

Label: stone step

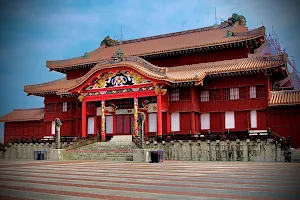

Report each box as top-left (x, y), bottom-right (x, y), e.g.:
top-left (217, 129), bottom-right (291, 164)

top-left (79, 144), bottom-right (134, 148)
top-left (109, 135), bottom-right (133, 144)
top-left (79, 146), bottom-right (135, 151)
top-left (68, 135), bottom-right (136, 161)
top-left (106, 153), bottom-right (133, 156)
top-left (68, 151), bottom-right (133, 161)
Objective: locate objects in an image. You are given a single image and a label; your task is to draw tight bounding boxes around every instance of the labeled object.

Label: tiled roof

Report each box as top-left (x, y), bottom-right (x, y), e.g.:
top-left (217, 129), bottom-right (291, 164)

top-left (46, 25), bottom-right (265, 69)
top-left (269, 90), bottom-right (300, 106)
top-left (0, 108), bottom-right (44, 122)
top-left (24, 78), bottom-right (81, 95)
top-left (25, 55), bottom-right (286, 95)
top-left (167, 56), bottom-right (285, 82)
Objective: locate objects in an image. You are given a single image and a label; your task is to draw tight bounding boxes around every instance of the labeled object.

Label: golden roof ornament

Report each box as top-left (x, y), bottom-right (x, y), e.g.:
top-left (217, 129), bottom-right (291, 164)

top-left (221, 13), bottom-right (246, 28)
top-left (100, 36), bottom-right (118, 47)
top-left (78, 95), bottom-right (84, 102)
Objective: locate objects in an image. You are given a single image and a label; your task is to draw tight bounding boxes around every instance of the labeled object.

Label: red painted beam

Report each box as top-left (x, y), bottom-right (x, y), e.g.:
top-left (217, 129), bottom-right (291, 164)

top-left (82, 83), bottom-right (155, 93)
top-left (85, 90), bottom-right (157, 102)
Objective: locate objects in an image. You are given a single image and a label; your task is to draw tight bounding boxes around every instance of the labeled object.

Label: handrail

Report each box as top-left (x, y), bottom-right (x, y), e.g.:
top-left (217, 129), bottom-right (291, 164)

top-left (132, 135), bottom-right (142, 149)
top-left (269, 131), bottom-right (289, 148)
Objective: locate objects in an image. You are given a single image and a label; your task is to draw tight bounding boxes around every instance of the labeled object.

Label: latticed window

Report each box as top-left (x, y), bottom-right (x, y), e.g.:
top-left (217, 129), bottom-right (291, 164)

top-left (170, 88), bottom-right (180, 101)
top-left (115, 98), bottom-right (133, 109)
top-left (45, 103), bottom-right (55, 112)
top-left (256, 85), bottom-right (266, 98)
top-left (179, 87), bottom-right (190, 100)
top-left (230, 87), bottom-right (239, 100)
top-left (138, 97), bottom-right (157, 107)
top-left (87, 102), bottom-right (96, 109)
top-left (239, 87), bottom-right (247, 99)
top-left (223, 88), bottom-right (230, 100)
top-left (62, 102), bottom-right (68, 112)
top-left (249, 86), bottom-right (256, 98)
top-left (209, 89), bottom-right (220, 101)
top-left (200, 90), bottom-right (209, 102)
top-left (72, 101), bottom-right (76, 111)
top-left (57, 103), bottom-right (63, 112)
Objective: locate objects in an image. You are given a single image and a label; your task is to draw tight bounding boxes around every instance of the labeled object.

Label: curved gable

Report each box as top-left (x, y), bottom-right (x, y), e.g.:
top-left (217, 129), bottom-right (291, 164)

top-left (69, 58), bottom-right (168, 93)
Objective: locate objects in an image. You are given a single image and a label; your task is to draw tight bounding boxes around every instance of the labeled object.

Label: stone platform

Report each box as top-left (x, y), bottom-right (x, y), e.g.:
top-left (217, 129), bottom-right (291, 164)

top-left (0, 160), bottom-right (299, 199)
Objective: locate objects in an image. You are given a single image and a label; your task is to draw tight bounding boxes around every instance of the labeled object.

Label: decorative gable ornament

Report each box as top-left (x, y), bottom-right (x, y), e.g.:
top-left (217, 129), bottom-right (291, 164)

top-left (86, 70), bottom-right (152, 90)
top-left (83, 52), bottom-right (90, 59)
top-left (110, 49), bottom-right (124, 63)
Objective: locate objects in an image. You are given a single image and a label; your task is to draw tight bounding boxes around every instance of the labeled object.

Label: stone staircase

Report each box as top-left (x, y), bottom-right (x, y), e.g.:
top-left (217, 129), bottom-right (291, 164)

top-left (67, 135), bottom-right (136, 161)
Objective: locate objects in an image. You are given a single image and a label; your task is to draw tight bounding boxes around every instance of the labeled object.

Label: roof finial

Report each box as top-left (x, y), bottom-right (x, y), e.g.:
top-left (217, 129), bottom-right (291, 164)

top-left (120, 25), bottom-right (123, 44)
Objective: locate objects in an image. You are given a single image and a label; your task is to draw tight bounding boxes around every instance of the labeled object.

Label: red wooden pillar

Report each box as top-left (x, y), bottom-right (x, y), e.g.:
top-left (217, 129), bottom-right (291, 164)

top-left (94, 115), bottom-right (97, 136)
top-left (166, 112), bottom-right (171, 134)
top-left (134, 96), bottom-right (139, 136)
top-left (190, 112), bottom-right (195, 134)
top-left (101, 100), bottom-right (106, 141)
top-left (157, 94), bottom-right (162, 137)
top-left (144, 111), bottom-right (149, 135)
top-left (81, 100), bottom-right (87, 138)
top-left (75, 119), bottom-right (78, 137)
top-left (246, 110), bottom-right (251, 129)
top-left (113, 113), bottom-right (116, 135)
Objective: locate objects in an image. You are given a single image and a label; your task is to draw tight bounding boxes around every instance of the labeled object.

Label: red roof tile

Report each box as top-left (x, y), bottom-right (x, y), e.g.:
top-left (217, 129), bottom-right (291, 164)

top-left (269, 90), bottom-right (300, 106)
top-left (25, 55), bottom-right (286, 95)
top-left (46, 25), bottom-right (265, 69)
top-left (0, 108), bottom-right (44, 122)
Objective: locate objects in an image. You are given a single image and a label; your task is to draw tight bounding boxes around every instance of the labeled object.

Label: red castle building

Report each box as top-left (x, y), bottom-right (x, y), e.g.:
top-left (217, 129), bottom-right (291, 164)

top-left (1, 14), bottom-right (300, 147)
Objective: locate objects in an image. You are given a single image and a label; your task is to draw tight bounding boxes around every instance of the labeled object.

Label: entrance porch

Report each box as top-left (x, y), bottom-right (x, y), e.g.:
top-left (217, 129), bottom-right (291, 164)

top-left (81, 90), bottom-right (167, 141)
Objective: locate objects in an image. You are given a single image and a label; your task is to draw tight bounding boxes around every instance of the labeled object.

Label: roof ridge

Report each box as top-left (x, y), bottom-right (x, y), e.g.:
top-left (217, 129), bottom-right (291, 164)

top-left (113, 25), bottom-right (222, 46)
top-left (271, 90), bottom-right (300, 94)
top-left (13, 107), bottom-right (44, 111)
top-left (103, 25), bottom-right (263, 48)
top-left (25, 78), bottom-right (67, 89)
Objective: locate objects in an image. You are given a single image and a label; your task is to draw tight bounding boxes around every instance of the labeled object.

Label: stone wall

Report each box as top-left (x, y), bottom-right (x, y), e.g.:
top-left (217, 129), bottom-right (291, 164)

top-left (1, 139), bottom-right (291, 162)
top-left (145, 139), bottom-right (286, 162)
top-left (2, 142), bottom-right (70, 160)
top-left (291, 149), bottom-right (300, 163)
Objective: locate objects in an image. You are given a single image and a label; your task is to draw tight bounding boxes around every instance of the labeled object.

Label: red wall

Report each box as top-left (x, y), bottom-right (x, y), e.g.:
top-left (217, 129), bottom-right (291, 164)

top-left (197, 110), bottom-right (268, 134)
top-left (268, 107), bottom-right (300, 148)
top-left (179, 112), bottom-right (191, 134)
top-left (162, 112), bottom-right (167, 134)
top-left (198, 75), bottom-right (269, 113)
top-left (195, 113), bottom-right (201, 133)
top-left (210, 112), bottom-right (223, 132)
top-left (147, 47), bottom-right (249, 67)
top-left (4, 121), bottom-right (44, 143)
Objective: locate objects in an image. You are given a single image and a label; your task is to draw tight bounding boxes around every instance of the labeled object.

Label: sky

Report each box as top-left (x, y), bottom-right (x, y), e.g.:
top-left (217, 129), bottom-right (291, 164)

top-left (0, 0), bottom-right (299, 141)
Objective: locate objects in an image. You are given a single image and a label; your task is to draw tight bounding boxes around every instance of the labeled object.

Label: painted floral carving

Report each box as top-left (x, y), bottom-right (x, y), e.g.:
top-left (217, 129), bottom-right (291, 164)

top-left (88, 70), bottom-right (151, 90)
top-left (97, 79), bottom-right (106, 88)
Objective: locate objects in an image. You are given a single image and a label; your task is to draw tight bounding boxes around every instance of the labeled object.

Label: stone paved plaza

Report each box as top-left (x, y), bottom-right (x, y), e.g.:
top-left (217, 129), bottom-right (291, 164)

top-left (0, 160), bottom-right (299, 200)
